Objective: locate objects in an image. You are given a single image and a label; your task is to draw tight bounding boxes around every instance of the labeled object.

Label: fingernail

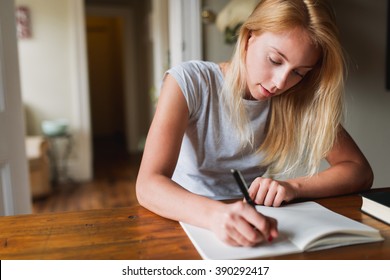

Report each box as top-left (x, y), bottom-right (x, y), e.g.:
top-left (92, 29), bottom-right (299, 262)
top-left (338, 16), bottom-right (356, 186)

top-left (268, 236), bottom-right (273, 242)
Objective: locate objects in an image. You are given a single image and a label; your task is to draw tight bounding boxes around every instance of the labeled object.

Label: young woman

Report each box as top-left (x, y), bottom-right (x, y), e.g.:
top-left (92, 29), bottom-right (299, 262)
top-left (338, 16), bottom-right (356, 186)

top-left (136, 0), bottom-right (373, 247)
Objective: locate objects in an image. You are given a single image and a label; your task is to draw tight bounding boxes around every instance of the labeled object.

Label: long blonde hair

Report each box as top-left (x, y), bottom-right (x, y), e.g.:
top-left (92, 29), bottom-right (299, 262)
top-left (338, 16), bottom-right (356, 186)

top-left (221, 0), bottom-right (345, 176)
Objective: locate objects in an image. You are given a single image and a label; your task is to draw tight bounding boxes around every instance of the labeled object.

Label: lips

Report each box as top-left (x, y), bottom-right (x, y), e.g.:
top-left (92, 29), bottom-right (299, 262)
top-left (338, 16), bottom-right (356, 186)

top-left (259, 84), bottom-right (275, 98)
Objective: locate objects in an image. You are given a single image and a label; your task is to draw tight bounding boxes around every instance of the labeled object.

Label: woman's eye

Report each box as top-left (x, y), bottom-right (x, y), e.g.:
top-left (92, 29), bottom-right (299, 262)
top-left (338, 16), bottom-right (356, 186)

top-left (269, 57), bottom-right (281, 65)
top-left (293, 70), bottom-right (304, 78)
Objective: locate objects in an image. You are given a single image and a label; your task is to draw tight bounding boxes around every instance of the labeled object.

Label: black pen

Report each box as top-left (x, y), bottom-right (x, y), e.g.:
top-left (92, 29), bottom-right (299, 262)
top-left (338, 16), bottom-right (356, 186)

top-left (231, 169), bottom-right (256, 208)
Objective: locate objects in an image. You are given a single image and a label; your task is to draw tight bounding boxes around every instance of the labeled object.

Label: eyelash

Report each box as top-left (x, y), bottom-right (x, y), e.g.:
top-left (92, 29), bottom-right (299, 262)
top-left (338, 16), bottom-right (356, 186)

top-left (269, 57), bottom-right (281, 65)
top-left (293, 70), bottom-right (304, 78)
top-left (268, 57), bottom-right (304, 78)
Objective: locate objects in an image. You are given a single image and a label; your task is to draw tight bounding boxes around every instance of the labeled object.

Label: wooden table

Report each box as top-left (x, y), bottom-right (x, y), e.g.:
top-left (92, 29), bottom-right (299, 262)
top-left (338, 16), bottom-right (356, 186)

top-left (1, 190), bottom-right (389, 260)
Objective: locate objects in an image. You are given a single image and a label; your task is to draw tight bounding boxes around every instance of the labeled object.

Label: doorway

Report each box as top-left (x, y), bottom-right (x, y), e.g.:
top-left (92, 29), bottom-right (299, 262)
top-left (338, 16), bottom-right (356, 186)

top-left (86, 15), bottom-right (128, 175)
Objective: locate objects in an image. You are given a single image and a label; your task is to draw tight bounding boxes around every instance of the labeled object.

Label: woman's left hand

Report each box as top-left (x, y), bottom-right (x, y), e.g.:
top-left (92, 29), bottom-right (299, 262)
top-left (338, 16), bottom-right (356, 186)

top-left (248, 177), bottom-right (298, 207)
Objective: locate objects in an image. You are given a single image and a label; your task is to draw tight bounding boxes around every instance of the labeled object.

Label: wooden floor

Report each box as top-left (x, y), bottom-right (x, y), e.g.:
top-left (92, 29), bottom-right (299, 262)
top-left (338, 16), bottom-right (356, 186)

top-left (32, 136), bottom-right (142, 214)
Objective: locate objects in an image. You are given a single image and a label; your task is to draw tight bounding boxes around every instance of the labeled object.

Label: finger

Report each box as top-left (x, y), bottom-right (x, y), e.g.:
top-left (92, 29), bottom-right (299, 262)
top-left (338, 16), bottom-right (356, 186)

top-left (235, 215), bottom-right (264, 246)
top-left (217, 223), bottom-right (241, 246)
top-left (244, 208), bottom-right (273, 241)
top-left (221, 202), bottom-right (263, 246)
top-left (268, 217), bottom-right (278, 239)
top-left (263, 181), bottom-right (279, 206)
top-left (223, 235), bottom-right (240, 247)
top-left (273, 187), bottom-right (286, 207)
top-left (241, 200), bottom-right (279, 242)
top-left (228, 221), bottom-right (261, 247)
top-left (253, 178), bottom-right (270, 205)
top-left (248, 179), bottom-right (261, 199)
top-left (232, 202), bottom-right (269, 245)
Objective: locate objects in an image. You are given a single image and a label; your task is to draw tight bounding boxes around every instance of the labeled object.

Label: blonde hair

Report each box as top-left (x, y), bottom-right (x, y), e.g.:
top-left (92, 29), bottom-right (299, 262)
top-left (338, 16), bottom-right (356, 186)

top-left (221, 0), bottom-right (345, 176)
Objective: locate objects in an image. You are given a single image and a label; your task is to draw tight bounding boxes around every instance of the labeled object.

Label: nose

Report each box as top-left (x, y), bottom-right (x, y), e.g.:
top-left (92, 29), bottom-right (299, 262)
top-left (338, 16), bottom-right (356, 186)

top-left (272, 68), bottom-right (289, 91)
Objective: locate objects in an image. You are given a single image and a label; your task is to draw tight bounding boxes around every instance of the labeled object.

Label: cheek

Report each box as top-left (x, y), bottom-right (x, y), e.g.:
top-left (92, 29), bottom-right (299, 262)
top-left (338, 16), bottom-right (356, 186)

top-left (246, 53), bottom-right (267, 83)
top-left (286, 75), bottom-right (304, 91)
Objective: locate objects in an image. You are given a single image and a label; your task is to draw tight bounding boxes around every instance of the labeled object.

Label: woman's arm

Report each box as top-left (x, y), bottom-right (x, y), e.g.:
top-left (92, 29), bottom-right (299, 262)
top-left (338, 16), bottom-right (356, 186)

top-left (136, 74), bottom-right (278, 246)
top-left (289, 127), bottom-right (373, 198)
top-left (249, 126), bottom-right (374, 206)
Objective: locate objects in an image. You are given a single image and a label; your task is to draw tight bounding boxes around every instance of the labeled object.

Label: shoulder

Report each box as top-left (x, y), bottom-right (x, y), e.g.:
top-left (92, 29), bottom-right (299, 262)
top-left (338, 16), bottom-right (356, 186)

top-left (166, 60), bottom-right (223, 95)
top-left (168, 60), bottom-right (221, 77)
top-left (165, 61), bottom-right (223, 118)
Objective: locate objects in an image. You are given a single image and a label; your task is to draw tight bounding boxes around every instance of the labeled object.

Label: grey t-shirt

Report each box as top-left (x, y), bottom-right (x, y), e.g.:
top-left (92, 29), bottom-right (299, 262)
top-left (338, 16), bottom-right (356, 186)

top-left (167, 60), bottom-right (270, 200)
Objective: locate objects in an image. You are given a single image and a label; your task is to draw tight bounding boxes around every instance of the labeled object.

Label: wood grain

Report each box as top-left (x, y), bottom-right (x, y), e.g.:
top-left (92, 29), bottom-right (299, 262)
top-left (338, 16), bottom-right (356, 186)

top-left (1, 190), bottom-right (390, 260)
top-left (1, 204), bottom-right (198, 259)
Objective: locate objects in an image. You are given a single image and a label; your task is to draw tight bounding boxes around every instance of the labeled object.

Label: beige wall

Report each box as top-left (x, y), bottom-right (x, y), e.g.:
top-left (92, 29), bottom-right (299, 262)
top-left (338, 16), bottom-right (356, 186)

top-left (16, 0), bottom-right (93, 181)
top-left (16, 0), bottom-right (74, 135)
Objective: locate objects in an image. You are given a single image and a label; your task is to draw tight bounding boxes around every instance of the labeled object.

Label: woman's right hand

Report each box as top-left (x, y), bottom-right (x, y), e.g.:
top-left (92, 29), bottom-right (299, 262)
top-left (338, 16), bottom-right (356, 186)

top-left (209, 201), bottom-right (278, 247)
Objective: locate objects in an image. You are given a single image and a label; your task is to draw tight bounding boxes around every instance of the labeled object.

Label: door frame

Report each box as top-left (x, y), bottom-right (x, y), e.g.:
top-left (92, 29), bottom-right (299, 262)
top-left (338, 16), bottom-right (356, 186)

top-left (0, 0), bottom-right (32, 215)
top-left (168, 0), bottom-right (202, 66)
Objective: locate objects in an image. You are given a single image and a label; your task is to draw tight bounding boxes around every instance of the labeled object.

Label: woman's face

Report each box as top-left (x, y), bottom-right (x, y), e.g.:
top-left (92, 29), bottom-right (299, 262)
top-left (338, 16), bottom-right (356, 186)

top-left (245, 28), bottom-right (320, 100)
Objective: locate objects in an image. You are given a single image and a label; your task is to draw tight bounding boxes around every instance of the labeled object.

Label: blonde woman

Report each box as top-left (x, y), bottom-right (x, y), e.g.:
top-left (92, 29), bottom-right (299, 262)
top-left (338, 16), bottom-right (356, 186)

top-left (136, 0), bottom-right (373, 247)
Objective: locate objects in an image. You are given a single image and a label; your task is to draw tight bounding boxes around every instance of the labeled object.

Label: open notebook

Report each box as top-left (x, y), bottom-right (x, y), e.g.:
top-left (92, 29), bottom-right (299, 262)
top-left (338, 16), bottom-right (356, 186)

top-left (180, 201), bottom-right (383, 260)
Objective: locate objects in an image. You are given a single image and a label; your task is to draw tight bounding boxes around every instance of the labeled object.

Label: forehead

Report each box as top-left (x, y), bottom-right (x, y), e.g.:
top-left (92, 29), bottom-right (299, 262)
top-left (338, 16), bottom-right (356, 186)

top-left (251, 28), bottom-right (320, 67)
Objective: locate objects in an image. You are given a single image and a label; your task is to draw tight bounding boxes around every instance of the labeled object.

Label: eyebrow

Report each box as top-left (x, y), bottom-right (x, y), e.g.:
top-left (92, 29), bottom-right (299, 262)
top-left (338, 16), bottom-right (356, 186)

top-left (271, 47), bottom-right (315, 69)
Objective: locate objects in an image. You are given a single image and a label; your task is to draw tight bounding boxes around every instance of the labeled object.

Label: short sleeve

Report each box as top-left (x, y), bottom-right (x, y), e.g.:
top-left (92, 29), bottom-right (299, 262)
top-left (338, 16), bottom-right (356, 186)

top-left (165, 61), bottom-right (205, 119)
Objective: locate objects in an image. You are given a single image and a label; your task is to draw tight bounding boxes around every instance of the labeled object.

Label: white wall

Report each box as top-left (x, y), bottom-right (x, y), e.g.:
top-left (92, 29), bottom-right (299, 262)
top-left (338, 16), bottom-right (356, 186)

top-left (17, 0), bottom-right (73, 133)
top-left (333, 0), bottom-right (390, 188)
top-left (16, 0), bottom-right (92, 181)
